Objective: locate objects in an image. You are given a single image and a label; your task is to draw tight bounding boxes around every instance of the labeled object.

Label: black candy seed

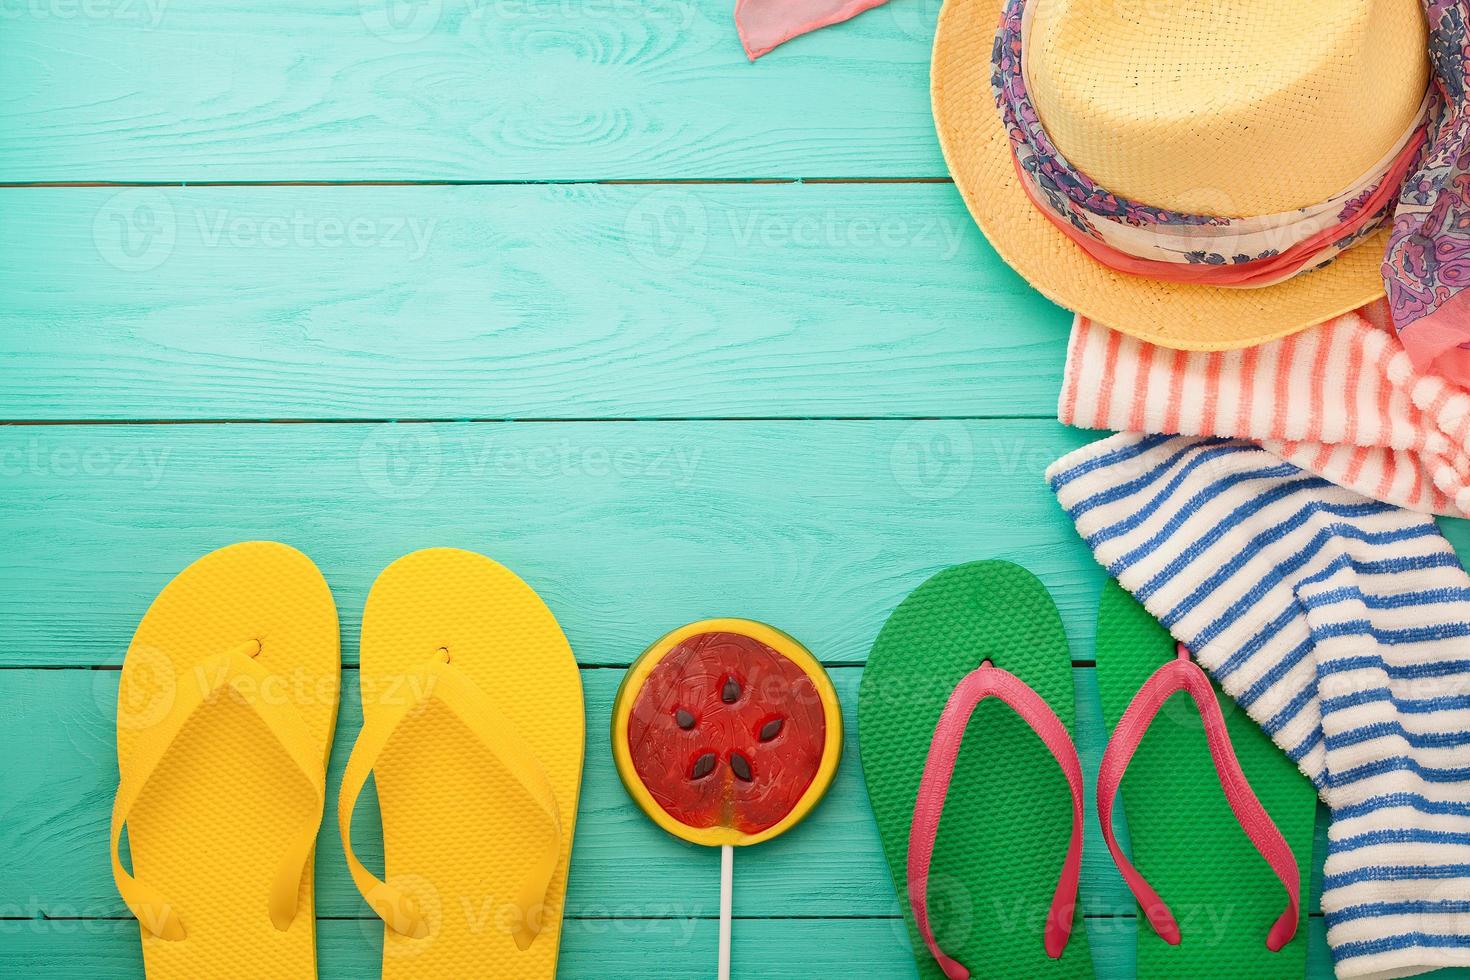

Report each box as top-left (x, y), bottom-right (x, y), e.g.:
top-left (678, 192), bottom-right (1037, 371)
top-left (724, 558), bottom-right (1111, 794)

top-left (691, 752), bottom-right (718, 780)
top-left (675, 709), bottom-right (696, 730)
top-left (721, 677), bottom-right (741, 703)
top-left (729, 752), bottom-right (753, 782)
top-left (758, 718), bottom-right (784, 742)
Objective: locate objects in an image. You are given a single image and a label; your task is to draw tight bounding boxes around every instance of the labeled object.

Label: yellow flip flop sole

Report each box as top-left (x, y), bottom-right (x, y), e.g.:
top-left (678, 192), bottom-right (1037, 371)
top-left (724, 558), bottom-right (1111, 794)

top-left (339, 548), bottom-right (584, 979)
top-left (111, 541), bottom-right (340, 980)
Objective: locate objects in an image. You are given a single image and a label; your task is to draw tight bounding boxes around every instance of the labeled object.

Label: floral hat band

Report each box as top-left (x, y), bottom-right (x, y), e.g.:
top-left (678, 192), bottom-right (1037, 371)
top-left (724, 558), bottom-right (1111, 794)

top-left (992, 0), bottom-right (1470, 374)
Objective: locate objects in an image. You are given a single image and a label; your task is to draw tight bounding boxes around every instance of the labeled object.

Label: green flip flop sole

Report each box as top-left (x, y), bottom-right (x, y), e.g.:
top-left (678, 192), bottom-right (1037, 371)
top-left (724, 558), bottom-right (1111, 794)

top-left (1095, 580), bottom-right (1316, 978)
top-left (859, 560), bottom-right (1094, 980)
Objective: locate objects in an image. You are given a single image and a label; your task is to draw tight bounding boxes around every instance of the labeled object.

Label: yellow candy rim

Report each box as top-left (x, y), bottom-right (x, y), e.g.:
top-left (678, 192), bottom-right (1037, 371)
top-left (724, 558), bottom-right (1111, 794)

top-left (611, 617), bottom-right (843, 848)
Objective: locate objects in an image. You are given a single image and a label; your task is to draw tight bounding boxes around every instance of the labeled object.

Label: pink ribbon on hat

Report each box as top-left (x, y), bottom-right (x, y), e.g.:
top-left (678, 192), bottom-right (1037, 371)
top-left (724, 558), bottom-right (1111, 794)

top-left (994, 0), bottom-right (1470, 388)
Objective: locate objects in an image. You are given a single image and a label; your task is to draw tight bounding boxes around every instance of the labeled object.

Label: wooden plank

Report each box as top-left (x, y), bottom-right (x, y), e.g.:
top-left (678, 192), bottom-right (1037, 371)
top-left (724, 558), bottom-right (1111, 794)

top-left (0, 184), bottom-right (1069, 422)
top-left (5, 918), bottom-right (937, 979)
top-left (0, 917), bottom-right (1017, 980)
top-left (9, 662), bottom-right (1466, 979)
top-left (0, 907), bottom-right (1419, 979)
top-left (2, 665), bottom-right (1151, 919)
top-left (0, 420), bottom-right (1111, 667)
top-left (0, 663), bottom-right (1361, 923)
top-left (0, 0), bottom-right (945, 182)
top-left (6, 421), bottom-right (1469, 971)
top-left (6, 420), bottom-right (1467, 668)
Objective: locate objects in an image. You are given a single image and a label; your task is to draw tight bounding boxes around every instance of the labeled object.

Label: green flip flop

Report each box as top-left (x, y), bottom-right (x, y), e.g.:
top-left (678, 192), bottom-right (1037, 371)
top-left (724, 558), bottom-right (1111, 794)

top-left (1095, 580), bottom-right (1316, 978)
top-left (859, 560), bottom-right (1094, 980)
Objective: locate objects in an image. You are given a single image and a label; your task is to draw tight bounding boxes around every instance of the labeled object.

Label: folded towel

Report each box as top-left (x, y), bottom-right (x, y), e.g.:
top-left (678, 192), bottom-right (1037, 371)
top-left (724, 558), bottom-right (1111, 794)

top-left (1059, 307), bottom-right (1470, 518)
top-left (1049, 433), bottom-right (1470, 980)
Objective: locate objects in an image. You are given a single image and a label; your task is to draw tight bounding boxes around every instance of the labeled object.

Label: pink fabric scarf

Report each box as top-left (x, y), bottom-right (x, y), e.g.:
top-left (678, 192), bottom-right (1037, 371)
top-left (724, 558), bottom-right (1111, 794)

top-left (995, 0), bottom-right (1470, 387)
top-left (735, 0), bottom-right (890, 59)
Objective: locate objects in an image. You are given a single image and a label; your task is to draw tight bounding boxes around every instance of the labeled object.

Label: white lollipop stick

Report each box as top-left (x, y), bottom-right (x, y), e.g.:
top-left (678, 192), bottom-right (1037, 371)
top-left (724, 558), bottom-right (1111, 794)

top-left (718, 843), bottom-right (733, 979)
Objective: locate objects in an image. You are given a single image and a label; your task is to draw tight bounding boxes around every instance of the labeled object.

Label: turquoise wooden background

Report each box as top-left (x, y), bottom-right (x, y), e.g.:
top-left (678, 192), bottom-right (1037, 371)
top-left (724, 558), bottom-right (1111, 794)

top-left (1, 1), bottom-right (1467, 977)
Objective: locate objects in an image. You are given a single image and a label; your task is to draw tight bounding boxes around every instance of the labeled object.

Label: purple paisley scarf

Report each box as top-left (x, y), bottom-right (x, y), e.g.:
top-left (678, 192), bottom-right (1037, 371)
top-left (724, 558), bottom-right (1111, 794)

top-left (993, 0), bottom-right (1470, 386)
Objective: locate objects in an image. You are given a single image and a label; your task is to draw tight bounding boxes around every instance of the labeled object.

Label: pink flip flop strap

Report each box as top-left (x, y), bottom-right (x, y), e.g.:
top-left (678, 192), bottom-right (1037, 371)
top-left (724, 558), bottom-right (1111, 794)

top-left (1097, 643), bottom-right (1300, 951)
top-left (906, 663), bottom-right (1085, 980)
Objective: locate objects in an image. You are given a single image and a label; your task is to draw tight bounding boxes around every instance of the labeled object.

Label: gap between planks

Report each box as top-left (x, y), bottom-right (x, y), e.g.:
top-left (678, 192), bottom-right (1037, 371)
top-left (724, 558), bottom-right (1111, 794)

top-left (0, 178), bottom-right (955, 189)
top-left (0, 415), bottom-right (1057, 426)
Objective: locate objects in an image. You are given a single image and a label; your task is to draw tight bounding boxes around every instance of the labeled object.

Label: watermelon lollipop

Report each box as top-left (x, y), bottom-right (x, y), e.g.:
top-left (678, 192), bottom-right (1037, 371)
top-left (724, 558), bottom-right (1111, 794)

top-left (612, 619), bottom-right (842, 977)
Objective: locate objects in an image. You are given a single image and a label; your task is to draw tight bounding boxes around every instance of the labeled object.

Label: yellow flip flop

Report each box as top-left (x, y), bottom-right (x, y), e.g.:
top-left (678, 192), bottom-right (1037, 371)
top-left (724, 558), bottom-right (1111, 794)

top-left (338, 548), bottom-right (584, 979)
top-left (110, 541), bottom-right (340, 979)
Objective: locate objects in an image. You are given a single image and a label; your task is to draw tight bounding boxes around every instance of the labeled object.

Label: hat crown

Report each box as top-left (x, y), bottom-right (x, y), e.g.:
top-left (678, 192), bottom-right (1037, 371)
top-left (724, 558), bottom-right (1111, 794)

top-left (1026, 0), bottom-right (1429, 216)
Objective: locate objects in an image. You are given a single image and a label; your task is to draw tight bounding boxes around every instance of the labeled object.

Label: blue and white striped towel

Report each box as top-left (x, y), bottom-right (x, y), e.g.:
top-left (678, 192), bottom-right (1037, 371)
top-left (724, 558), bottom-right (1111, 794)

top-left (1048, 433), bottom-right (1470, 980)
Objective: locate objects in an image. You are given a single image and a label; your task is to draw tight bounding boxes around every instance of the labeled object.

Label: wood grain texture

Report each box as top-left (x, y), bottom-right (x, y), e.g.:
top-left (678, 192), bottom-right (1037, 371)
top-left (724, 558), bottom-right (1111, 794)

top-left (6, 660), bottom-right (1432, 978)
top-left (0, 666), bottom-right (1090, 917)
top-left (0, 420), bottom-right (1114, 666)
top-left (8, 0), bottom-right (1468, 975)
top-left (0, 665), bottom-right (1333, 921)
top-left (5, 918), bottom-right (933, 980)
top-left (0, 184), bottom-right (1068, 421)
top-left (2, 916), bottom-right (1387, 975)
top-left (6, 421), bottom-right (1469, 973)
top-left (6, 420), bottom-right (1468, 668)
top-left (0, 0), bottom-right (945, 182)
top-left (0, 915), bottom-right (1396, 980)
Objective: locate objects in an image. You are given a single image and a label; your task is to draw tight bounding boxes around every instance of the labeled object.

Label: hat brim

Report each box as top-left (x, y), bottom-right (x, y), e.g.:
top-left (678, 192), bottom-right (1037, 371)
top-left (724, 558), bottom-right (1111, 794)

top-left (932, 0), bottom-right (1387, 351)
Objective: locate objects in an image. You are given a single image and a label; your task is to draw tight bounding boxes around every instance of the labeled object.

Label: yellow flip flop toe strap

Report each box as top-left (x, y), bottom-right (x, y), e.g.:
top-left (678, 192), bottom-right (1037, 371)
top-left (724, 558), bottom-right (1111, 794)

top-left (110, 640), bottom-right (327, 941)
top-left (339, 653), bottom-right (563, 951)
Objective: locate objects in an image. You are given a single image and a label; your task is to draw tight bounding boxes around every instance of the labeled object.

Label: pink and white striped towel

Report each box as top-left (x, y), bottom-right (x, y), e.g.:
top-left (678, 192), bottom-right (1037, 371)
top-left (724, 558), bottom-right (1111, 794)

top-left (1059, 305), bottom-right (1470, 517)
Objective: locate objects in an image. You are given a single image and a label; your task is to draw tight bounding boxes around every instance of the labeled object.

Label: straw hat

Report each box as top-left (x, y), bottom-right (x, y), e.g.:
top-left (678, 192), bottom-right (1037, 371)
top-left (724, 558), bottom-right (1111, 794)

top-left (932, 0), bottom-right (1430, 350)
